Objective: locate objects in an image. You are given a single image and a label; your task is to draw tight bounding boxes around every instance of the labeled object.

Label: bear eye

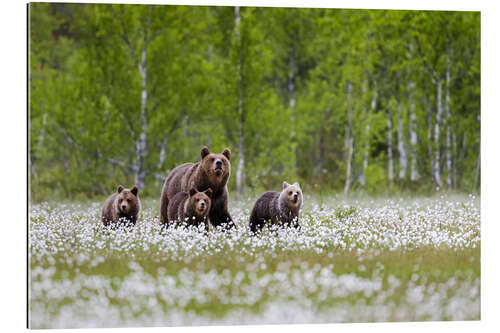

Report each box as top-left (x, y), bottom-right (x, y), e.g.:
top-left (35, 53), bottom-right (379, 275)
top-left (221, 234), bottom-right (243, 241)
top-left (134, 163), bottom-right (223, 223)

top-left (127, 199), bottom-right (131, 203)
top-left (210, 157), bottom-right (214, 161)
top-left (289, 191), bottom-right (292, 195)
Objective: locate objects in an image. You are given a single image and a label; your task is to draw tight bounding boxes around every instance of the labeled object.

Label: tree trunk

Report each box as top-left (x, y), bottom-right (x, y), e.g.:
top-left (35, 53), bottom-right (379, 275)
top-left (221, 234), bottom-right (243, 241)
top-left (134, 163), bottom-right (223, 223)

top-left (397, 101), bottom-right (407, 180)
top-left (458, 132), bottom-right (467, 188)
top-left (446, 128), bottom-right (452, 188)
top-left (157, 115), bottom-right (181, 171)
top-left (360, 93), bottom-right (376, 187)
top-left (409, 80), bottom-right (419, 181)
top-left (452, 131), bottom-right (457, 188)
top-left (445, 50), bottom-right (452, 188)
top-left (235, 6), bottom-right (245, 199)
top-left (387, 100), bottom-right (394, 182)
top-left (472, 147), bottom-right (480, 196)
top-left (407, 42), bottom-right (419, 182)
top-left (359, 119), bottom-right (368, 187)
top-left (317, 119), bottom-right (325, 173)
top-left (425, 96), bottom-right (434, 179)
top-left (134, 16), bottom-right (150, 190)
top-left (433, 78), bottom-right (443, 187)
top-left (344, 82), bottom-right (354, 195)
top-left (158, 134), bottom-right (168, 170)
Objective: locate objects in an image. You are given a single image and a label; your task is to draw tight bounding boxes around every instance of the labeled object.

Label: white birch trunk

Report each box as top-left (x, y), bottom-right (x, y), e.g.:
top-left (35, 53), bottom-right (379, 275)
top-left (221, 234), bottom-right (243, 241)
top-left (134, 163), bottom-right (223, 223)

top-left (472, 147), bottom-right (480, 196)
top-left (157, 116), bottom-right (181, 171)
top-left (445, 50), bottom-right (452, 188)
top-left (408, 43), bottom-right (419, 181)
top-left (452, 132), bottom-right (458, 188)
top-left (425, 97), bottom-right (434, 178)
top-left (409, 80), bottom-right (419, 181)
top-left (446, 128), bottom-right (452, 188)
top-left (344, 82), bottom-right (353, 195)
top-left (359, 113), bottom-right (369, 187)
top-left (158, 134), bottom-right (168, 170)
top-left (387, 103), bottom-right (394, 182)
top-left (458, 132), bottom-right (467, 187)
top-left (135, 42), bottom-right (147, 188)
top-left (235, 6), bottom-right (245, 199)
top-left (397, 101), bottom-right (407, 180)
top-left (134, 15), bottom-right (151, 190)
top-left (360, 93), bottom-right (376, 187)
top-left (433, 78), bottom-right (443, 187)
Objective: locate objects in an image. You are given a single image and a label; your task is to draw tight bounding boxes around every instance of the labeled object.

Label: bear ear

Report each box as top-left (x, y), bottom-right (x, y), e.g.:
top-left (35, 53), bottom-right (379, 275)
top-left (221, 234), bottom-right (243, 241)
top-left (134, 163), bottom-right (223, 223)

top-left (293, 182), bottom-right (301, 189)
top-left (131, 186), bottom-right (139, 196)
top-left (117, 185), bottom-right (124, 193)
top-left (222, 148), bottom-right (231, 160)
top-left (204, 188), bottom-right (213, 198)
top-left (283, 181), bottom-right (290, 190)
top-left (201, 146), bottom-right (210, 159)
top-left (189, 187), bottom-right (198, 196)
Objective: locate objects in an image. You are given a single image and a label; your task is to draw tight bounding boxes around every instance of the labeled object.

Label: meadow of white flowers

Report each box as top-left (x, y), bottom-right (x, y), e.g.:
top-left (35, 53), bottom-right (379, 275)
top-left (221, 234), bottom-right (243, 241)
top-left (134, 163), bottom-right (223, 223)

top-left (29, 195), bottom-right (480, 328)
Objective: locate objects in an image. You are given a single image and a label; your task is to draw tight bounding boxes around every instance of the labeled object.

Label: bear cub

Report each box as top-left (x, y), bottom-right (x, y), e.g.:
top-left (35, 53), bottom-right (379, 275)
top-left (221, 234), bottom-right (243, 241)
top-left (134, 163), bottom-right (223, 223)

top-left (101, 185), bottom-right (141, 227)
top-left (167, 187), bottom-right (213, 231)
top-left (160, 146), bottom-right (233, 229)
top-left (249, 181), bottom-right (303, 233)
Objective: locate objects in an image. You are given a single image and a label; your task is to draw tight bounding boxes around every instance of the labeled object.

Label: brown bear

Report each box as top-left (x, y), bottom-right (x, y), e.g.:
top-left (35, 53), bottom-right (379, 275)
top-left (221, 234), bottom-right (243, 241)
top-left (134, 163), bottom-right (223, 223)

top-left (101, 185), bottom-right (141, 227)
top-left (160, 146), bottom-right (233, 229)
top-left (249, 181), bottom-right (303, 233)
top-left (167, 187), bottom-right (213, 231)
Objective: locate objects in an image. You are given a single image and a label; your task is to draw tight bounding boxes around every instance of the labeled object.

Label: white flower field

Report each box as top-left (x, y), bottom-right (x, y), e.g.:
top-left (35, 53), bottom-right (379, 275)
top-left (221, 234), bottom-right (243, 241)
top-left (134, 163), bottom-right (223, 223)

top-left (28, 194), bottom-right (480, 328)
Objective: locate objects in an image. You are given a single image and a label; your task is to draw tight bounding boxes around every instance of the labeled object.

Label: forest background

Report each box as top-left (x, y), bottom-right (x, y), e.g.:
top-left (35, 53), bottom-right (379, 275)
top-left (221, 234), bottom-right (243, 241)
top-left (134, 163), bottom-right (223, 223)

top-left (29, 3), bottom-right (480, 200)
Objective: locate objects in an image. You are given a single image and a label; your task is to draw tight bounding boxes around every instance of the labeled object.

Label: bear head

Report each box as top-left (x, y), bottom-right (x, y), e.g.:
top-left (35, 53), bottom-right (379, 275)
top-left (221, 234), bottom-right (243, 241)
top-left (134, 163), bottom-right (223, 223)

top-left (200, 146), bottom-right (231, 184)
top-left (188, 187), bottom-right (212, 217)
top-left (280, 181), bottom-right (303, 209)
top-left (116, 185), bottom-right (139, 215)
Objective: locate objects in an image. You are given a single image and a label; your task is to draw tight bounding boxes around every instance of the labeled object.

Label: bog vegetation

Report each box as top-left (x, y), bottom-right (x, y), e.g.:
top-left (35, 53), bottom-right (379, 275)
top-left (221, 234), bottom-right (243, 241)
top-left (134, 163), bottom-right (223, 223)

top-left (29, 4), bottom-right (480, 200)
top-left (29, 195), bottom-right (480, 328)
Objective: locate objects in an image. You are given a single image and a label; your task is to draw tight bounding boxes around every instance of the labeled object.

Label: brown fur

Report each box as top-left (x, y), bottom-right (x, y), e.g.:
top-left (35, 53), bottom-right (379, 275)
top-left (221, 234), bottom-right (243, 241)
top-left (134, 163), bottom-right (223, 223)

top-left (101, 185), bottom-right (141, 227)
top-left (167, 187), bottom-right (212, 231)
top-left (160, 146), bottom-right (233, 229)
top-left (249, 181), bottom-right (303, 233)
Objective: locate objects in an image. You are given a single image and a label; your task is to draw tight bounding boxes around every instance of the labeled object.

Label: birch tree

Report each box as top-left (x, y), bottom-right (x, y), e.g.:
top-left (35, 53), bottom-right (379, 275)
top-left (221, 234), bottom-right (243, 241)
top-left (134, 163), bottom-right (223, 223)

top-left (29, 5), bottom-right (481, 198)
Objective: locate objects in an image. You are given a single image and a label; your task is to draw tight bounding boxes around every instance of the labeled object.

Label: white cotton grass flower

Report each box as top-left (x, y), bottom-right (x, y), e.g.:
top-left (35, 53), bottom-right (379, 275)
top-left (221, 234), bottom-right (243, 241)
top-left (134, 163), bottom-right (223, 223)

top-left (29, 195), bottom-right (480, 328)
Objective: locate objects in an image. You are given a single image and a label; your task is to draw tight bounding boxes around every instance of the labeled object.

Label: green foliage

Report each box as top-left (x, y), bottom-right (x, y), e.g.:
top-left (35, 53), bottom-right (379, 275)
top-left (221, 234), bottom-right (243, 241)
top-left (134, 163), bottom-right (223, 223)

top-left (365, 164), bottom-right (387, 194)
top-left (29, 4), bottom-right (480, 200)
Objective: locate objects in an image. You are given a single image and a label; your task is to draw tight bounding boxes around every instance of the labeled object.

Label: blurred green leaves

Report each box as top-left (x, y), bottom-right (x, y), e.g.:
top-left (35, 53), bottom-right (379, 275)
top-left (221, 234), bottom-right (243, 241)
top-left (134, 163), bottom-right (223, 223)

top-left (29, 4), bottom-right (480, 200)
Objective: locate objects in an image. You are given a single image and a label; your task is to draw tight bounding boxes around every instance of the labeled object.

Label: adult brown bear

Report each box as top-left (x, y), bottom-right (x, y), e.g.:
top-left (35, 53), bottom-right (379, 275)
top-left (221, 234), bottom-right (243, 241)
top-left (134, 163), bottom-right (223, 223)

top-left (160, 146), bottom-right (234, 229)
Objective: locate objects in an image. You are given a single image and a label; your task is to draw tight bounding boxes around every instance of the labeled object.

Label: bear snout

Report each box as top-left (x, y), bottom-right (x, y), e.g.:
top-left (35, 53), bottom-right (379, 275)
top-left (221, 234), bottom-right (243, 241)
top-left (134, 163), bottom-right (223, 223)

top-left (121, 204), bottom-right (127, 211)
top-left (215, 160), bottom-right (223, 169)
